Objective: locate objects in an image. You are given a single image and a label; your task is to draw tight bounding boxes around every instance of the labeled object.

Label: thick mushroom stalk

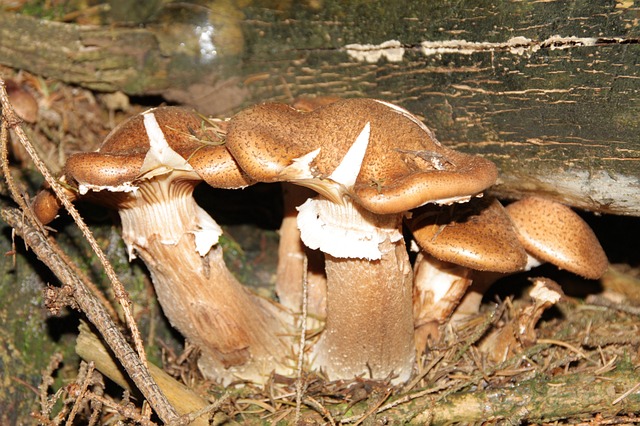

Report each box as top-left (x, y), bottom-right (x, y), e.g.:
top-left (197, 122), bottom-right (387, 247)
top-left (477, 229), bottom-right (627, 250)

top-left (297, 196), bottom-right (415, 382)
top-left (113, 172), bottom-right (291, 383)
top-left (58, 107), bottom-right (293, 384)
top-left (292, 122), bottom-right (415, 382)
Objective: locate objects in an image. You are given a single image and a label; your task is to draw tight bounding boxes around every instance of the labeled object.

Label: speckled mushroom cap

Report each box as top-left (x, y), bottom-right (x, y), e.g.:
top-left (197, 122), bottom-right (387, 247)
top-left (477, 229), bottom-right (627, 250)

top-left (408, 198), bottom-right (528, 273)
top-left (225, 98), bottom-right (498, 214)
top-left (64, 106), bottom-right (252, 190)
top-left (505, 197), bottom-right (608, 279)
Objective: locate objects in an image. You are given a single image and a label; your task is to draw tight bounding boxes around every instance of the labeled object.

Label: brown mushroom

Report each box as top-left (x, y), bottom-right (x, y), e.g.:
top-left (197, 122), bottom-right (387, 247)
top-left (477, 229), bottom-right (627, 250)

top-left (225, 98), bottom-right (498, 382)
top-left (504, 196), bottom-right (608, 279)
top-left (408, 198), bottom-right (527, 273)
top-left (453, 197), bottom-right (608, 323)
top-left (407, 197), bottom-right (527, 349)
top-left (5, 78), bottom-right (38, 123)
top-left (50, 107), bottom-right (294, 384)
top-left (32, 182), bottom-right (76, 225)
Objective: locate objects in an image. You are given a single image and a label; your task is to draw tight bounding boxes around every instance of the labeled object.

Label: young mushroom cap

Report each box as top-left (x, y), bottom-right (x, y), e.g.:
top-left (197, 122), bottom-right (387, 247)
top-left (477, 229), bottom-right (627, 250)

top-left (6, 79), bottom-right (38, 123)
top-left (505, 197), bottom-right (608, 279)
top-left (408, 198), bottom-right (528, 273)
top-left (226, 98), bottom-right (498, 214)
top-left (32, 183), bottom-right (76, 225)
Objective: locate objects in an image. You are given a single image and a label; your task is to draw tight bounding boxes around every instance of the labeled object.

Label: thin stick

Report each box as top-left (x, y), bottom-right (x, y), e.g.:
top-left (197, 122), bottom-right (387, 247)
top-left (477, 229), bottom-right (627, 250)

top-left (65, 361), bottom-right (96, 426)
top-left (585, 295), bottom-right (640, 316)
top-left (169, 392), bottom-right (229, 426)
top-left (536, 338), bottom-right (596, 364)
top-left (352, 390), bottom-right (392, 426)
top-left (0, 78), bottom-right (147, 365)
top-left (612, 381), bottom-right (640, 405)
top-left (294, 255), bottom-right (309, 424)
top-left (1, 207), bottom-right (179, 422)
top-left (0, 123), bottom-right (120, 322)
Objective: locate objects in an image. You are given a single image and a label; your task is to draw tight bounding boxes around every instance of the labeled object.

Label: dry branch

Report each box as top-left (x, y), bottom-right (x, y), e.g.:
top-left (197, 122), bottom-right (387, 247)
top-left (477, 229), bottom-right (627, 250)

top-left (73, 300), bottom-right (640, 425)
top-left (0, 206), bottom-right (179, 423)
top-left (76, 323), bottom-right (210, 426)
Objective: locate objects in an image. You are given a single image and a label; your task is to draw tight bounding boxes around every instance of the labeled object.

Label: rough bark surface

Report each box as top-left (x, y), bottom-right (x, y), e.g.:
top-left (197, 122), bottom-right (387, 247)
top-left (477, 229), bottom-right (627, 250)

top-left (1, 1), bottom-right (638, 214)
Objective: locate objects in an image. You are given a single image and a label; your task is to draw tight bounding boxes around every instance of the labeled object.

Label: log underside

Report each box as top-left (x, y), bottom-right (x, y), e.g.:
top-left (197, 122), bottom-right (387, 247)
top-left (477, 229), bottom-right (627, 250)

top-left (1, 1), bottom-right (638, 214)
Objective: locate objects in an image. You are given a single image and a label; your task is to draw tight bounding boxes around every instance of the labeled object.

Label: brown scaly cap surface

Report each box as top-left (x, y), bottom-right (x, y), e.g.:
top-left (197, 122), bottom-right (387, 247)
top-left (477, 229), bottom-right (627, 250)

top-left (505, 197), bottom-right (608, 279)
top-left (409, 198), bottom-right (528, 273)
top-left (226, 98), bottom-right (498, 214)
top-left (64, 106), bottom-right (251, 190)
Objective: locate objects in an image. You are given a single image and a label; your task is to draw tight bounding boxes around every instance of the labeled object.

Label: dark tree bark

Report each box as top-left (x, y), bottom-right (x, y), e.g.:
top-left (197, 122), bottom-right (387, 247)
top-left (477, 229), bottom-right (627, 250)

top-left (1, 2), bottom-right (638, 215)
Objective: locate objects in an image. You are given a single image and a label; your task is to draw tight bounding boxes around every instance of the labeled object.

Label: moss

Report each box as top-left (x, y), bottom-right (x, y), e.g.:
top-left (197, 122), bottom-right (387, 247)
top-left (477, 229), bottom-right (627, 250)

top-left (0, 224), bottom-right (77, 422)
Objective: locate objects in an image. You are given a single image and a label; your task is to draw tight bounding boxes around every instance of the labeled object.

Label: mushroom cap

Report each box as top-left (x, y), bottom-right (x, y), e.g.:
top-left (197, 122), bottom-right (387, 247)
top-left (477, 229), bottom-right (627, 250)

top-left (408, 198), bottom-right (528, 273)
top-left (64, 106), bottom-right (251, 190)
top-left (225, 98), bottom-right (498, 214)
top-left (32, 188), bottom-right (63, 225)
top-left (504, 197), bottom-right (608, 279)
top-left (6, 79), bottom-right (38, 123)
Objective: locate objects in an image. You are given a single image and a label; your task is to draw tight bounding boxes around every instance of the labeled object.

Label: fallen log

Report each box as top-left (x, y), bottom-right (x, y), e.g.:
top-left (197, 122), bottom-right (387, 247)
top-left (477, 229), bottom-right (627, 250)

top-left (1, 2), bottom-right (638, 215)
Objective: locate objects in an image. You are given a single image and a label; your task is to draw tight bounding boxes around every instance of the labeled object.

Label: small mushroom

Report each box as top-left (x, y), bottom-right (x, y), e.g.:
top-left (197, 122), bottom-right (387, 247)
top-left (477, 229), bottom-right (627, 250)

top-left (226, 98), bottom-right (498, 383)
top-left (46, 107), bottom-right (293, 384)
top-left (407, 198), bottom-right (527, 350)
top-left (5, 78), bottom-right (38, 123)
top-left (453, 197), bottom-right (608, 323)
top-left (479, 277), bottom-right (564, 363)
top-left (408, 198), bottom-right (527, 272)
top-left (411, 253), bottom-right (473, 351)
top-left (504, 196), bottom-right (608, 279)
top-left (32, 182), bottom-right (76, 225)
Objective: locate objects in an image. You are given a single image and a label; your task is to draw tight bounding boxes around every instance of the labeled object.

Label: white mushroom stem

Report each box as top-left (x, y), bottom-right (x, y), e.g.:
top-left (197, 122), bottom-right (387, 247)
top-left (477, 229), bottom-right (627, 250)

top-left (116, 172), bottom-right (293, 385)
top-left (450, 271), bottom-right (506, 324)
top-left (451, 253), bottom-right (554, 325)
top-left (275, 183), bottom-right (327, 318)
top-left (412, 253), bottom-right (473, 351)
top-left (298, 196), bottom-right (415, 383)
top-left (479, 278), bottom-right (564, 363)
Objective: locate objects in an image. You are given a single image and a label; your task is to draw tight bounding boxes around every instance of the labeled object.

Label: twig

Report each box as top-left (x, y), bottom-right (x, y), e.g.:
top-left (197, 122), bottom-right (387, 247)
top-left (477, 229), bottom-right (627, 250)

top-left (612, 381), bottom-right (640, 405)
top-left (83, 390), bottom-right (157, 426)
top-left (351, 390), bottom-right (392, 426)
top-left (38, 353), bottom-right (65, 419)
top-left (0, 207), bottom-right (179, 423)
top-left (0, 78), bottom-right (147, 366)
top-left (536, 338), bottom-right (598, 365)
top-left (376, 381), bottom-right (452, 416)
top-left (585, 295), bottom-right (640, 316)
top-left (1, 115), bottom-right (119, 323)
top-left (304, 396), bottom-right (336, 426)
top-left (294, 255), bottom-right (309, 424)
top-left (169, 392), bottom-right (229, 426)
top-left (65, 361), bottom-right (96, 425)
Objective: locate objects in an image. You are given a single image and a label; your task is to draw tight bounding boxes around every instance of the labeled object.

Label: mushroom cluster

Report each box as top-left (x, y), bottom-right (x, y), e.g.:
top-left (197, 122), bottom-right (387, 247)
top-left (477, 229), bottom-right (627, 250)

top-left (35, 99), bottom-right (608, 385)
